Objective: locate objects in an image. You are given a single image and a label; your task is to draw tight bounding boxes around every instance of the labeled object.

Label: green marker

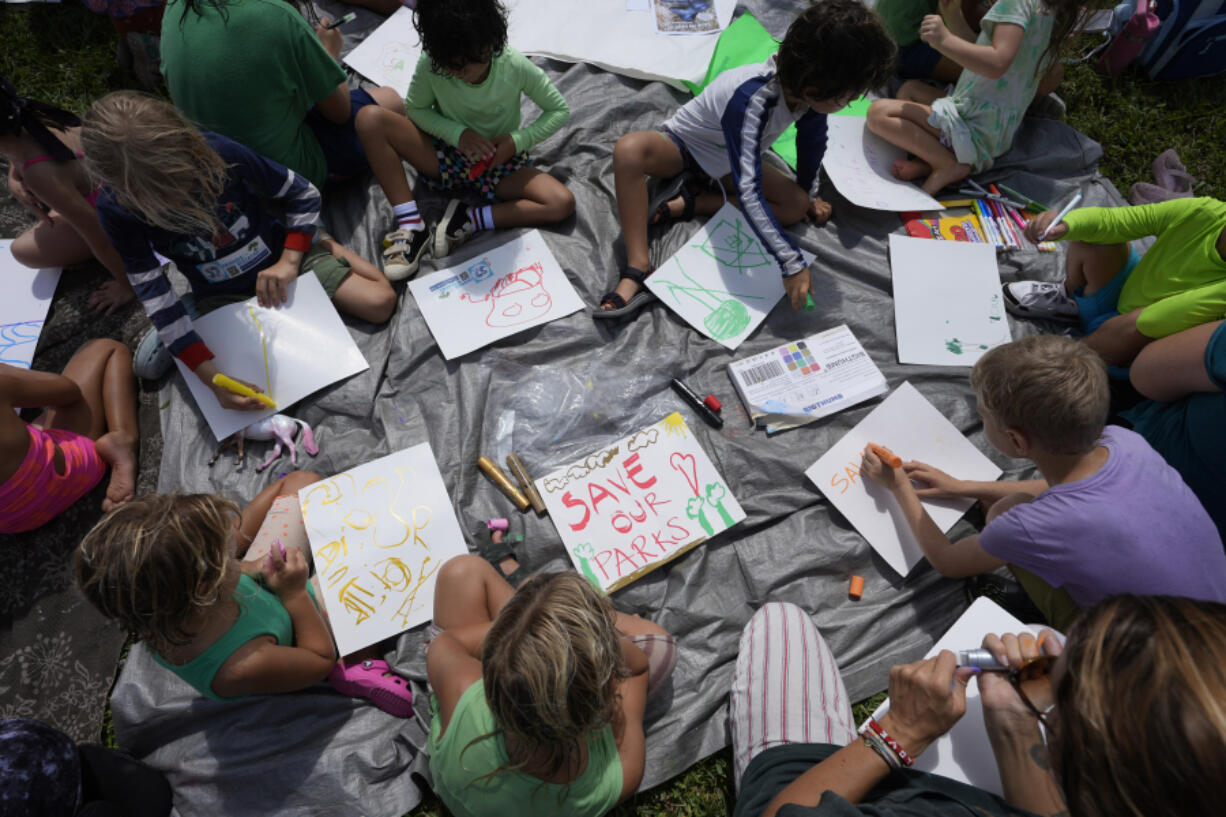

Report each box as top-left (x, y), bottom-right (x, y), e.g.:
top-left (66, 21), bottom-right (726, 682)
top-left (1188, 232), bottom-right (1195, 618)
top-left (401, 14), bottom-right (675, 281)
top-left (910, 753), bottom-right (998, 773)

top-left (998, 184), bottom-right (1048, 213)
top-left (804, 294), bottom-right (816, 312)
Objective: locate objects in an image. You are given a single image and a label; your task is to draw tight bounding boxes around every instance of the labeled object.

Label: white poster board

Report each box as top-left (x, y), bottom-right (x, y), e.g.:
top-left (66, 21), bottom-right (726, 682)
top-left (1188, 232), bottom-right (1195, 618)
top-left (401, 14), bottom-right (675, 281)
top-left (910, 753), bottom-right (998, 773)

top-left (646, 203), bottom-right (813, 350)
top-left (869, 597), bottom-right (1044, 796)
top-left (536, 411), bottom-right (746, 593)
top-left (890, 234), bottom-right (1012, 367)
top-left (804, 382), bottom-right (1002, 577)
top-left (345, 0), bottom-right (736, 95)
top-left (0, 240), bottom-right (62, 370)
top-left (822, 117), bottom-right (942, 212)
top-left (407, 230), bottom-right (583, 359)
top-left (298, 443), bottom-right (469, 655)
top-left (171, 273), bottom-right (368, 441)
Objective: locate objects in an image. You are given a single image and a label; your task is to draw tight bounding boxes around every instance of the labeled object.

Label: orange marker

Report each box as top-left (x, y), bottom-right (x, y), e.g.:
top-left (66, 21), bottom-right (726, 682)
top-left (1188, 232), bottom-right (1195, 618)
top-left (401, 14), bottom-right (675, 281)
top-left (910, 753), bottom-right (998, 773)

top-left (848, 575), bottom-right (865, 600)
top-left (868, 443), bottom-right (902, 468)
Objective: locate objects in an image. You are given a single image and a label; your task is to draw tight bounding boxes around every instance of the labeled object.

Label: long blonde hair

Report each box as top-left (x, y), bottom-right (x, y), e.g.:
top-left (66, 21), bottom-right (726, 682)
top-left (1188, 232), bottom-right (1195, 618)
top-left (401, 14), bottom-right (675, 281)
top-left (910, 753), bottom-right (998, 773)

top-left (80, 91), bottom-right (230, 237)
top-left (473, 572), bottom-right (629, 780)
top-left (74, 494), bottom-right (240, 650)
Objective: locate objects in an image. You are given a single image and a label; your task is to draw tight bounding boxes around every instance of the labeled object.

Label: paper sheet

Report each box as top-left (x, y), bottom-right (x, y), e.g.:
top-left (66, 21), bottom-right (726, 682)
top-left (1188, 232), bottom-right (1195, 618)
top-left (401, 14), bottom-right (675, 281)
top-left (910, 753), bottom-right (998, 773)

top-left (345, 0), bottom-right (737, 95)
top-left (869, 597), bottom-right (1044, 796)
top-left (822, 117), bottom-right (943, 211)
top-left (536, 412), bottom-right (746, 593)
top-left (804, 382), bottom-right (1002, 577)
top-left (407, 231), bottom-right (584, 359)
top-left (171, 272), bottom-right (368, 441)
top-left (0, 240), bottom-right (62, 370)
top-left (889, 234), bottom-right (1012, 367)
top-left (298, 443), bottom-right (469, 656)
top-left (646, 203), bottom-right (812, 350)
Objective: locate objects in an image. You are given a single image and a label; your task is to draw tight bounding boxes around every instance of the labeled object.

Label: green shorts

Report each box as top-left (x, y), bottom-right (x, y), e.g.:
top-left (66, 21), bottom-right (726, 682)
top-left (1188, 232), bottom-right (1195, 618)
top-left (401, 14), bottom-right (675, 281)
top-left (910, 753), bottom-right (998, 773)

top-left (195, 240), bottom-right (351, 315)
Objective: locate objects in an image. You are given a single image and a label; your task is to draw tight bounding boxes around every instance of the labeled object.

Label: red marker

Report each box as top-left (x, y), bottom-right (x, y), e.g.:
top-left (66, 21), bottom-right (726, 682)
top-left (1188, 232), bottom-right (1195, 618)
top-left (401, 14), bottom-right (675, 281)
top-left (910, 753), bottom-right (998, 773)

top-left (468, 156), bottom-right (492, 180)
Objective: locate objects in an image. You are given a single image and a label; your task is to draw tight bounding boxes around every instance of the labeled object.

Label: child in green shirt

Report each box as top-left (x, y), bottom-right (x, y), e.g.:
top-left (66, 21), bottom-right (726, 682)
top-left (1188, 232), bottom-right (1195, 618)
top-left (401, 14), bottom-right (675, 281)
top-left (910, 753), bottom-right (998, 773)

top-left (358, 0), bottom-right (574, 280)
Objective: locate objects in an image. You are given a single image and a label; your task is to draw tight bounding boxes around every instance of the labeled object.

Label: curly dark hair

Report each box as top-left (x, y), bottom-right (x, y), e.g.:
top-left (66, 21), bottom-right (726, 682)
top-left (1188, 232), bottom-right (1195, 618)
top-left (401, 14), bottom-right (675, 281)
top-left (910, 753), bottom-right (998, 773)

top-left (776, 0), bottom-right (896, 103)
top-left (413, 0), bottom-right (510, 74)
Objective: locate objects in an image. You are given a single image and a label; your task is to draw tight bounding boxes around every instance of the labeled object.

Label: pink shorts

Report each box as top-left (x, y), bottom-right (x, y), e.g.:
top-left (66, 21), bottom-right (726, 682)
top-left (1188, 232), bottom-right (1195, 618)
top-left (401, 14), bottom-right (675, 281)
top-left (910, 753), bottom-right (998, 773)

top-left (0, 425), bottom-right (106, 533)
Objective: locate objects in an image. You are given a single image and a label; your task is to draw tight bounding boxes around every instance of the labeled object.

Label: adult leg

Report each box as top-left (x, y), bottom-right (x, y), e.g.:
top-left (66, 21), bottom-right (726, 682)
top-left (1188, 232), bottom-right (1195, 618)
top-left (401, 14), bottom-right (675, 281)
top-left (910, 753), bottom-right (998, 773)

top-left (490, 168), bottom-right (576, 227)
top-left (865, 98), bottom-right (969, 195)
top-left (236, 470), bottom-right (322, 555)
top-left (1130, 320), bottom-right (1225, 401)
top-left (10, 214), bottom-right (95, 270)
top-left (730, 602), bottom-right (856, 791)
top-left (35, 339), bottom-right (139, 510)
top-left (319, 236), bottom-right (397, 323)
top-left (432, 554), bottom-right (516, 632)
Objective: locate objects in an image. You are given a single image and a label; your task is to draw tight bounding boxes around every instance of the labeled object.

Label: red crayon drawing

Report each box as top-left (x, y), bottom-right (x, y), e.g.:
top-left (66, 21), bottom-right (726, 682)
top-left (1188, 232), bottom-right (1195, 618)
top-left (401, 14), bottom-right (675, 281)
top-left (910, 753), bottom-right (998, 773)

top-left (461, 261), bottom-right (553, 328)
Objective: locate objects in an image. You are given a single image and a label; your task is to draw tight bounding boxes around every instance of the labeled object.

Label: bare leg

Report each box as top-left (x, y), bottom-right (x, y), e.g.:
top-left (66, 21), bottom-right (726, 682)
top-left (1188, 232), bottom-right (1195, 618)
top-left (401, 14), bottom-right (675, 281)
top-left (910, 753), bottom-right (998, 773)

top-left (319, 236), bottom-right (397, 323)
top-left (432, 555), bottom-right (516, 631)
top-left (931, 57), bottom-right (963, 84)
top-left (1036, 62), bottom-right (1064, 99)
top-left (236, 470), bottom-right (322, 555)
top-left (1065, 241), bottom-right (1130, 296)
top-left (354, 107), bottom-right (441, 208)
top-left (1083, 307), bottom-right (1151, 367)
top-left (897, 80), bottom-right (948, 106)
top-left (1130, 320), bottom-right (1224, 401)
top-left (367, 85), bottom-right (406, 115)
top-left (34, 339), bottom-right (139, 510)
top-left (11, 213), bottom-right (95, 270)
top-left (866, 97), bottom-right (970, 195)
top-left (490, 167), bottom-right (576, 228)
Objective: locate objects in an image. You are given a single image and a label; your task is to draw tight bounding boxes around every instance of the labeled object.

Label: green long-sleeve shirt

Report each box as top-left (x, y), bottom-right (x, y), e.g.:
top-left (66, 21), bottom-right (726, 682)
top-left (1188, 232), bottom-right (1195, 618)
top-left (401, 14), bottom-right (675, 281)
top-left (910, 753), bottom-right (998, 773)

top-left (405, 47), bottom-right (569, 155)
top-left (1063, 197), bottom-right (1226, 338)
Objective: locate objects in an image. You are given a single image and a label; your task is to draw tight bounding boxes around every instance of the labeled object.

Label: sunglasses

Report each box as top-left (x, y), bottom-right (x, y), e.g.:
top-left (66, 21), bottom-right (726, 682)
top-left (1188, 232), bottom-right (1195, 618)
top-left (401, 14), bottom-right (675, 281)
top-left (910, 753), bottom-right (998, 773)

top-left (1010, 654), bottom-right (1058, 724)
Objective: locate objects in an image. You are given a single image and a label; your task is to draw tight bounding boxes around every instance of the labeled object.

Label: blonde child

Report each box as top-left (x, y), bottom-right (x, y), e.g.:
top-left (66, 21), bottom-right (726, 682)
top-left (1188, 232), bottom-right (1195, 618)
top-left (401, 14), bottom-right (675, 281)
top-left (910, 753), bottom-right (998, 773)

top-left (866, 0), bottom-right (1096, 194)
top-left (1, 78), bottom-right (134, 314)
top-left (0, 339), bottom-right (138, 534)
top-left (426, 555), bottom-right (676, 817)
top-left (81, 92), bottom-right (395, 389)
top-left (859, 335), bottom-right (1226, 630)
top-left (357, 0), bottom-right (574, 280)
top-left (74, 474), bottom-right (414, 714)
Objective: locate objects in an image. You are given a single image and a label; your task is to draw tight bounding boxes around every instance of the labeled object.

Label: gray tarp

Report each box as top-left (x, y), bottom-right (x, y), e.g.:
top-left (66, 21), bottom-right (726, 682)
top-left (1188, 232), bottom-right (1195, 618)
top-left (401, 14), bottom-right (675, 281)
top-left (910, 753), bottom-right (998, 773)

top-left (111, 3), bottom-right (1118, 814)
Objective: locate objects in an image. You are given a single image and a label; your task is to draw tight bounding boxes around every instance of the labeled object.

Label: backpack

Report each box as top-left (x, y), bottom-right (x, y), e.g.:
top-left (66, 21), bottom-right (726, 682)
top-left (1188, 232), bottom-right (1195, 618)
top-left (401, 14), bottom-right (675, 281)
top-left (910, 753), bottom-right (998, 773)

top-left (1094, 0), bottom-right (1162, 74)
top-left (1138, 0), bottom-right (1226, 79)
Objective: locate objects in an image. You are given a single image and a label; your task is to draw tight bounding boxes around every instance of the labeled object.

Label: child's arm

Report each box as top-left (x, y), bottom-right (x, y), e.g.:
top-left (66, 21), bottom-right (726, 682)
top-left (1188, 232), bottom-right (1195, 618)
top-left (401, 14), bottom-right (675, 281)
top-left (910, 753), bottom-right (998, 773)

top-left (405, 54), bottom-right (469, 148)
top-left (920, 14), bottom-right (1024, 79)
top-left (506, 51), bottom-right (570, 156)
top-left (1134, 280), bottom-right (1226, 340)
top-left (793, 111), bottom-right (832, 224)
top-left (613, 639), bottom-right (649, 803)
top-left (904, 461), bottom-right (1049, 505)
top-left (426, 629), bottom-right (484, 734)
top-left (861, 446), bottom-right (1006, 578)
top-left (8, 164), bottom-right (50, 222)
top-left (311, 19), bottom-right (354, 124)
top-left (1055, 199), bottom-right (1200, 245)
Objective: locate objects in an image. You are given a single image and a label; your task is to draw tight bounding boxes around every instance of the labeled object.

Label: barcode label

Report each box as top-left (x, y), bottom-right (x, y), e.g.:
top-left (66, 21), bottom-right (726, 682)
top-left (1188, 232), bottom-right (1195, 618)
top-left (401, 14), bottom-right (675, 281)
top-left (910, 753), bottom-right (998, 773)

top-left (741, 360), bottom-right (785, 386)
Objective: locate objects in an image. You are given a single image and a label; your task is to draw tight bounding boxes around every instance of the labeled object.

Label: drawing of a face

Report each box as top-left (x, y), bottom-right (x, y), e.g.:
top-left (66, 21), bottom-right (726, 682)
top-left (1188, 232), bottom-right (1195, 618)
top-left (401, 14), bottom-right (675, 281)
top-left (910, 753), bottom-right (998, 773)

top-left (463, 262), bottom-right (553, 328)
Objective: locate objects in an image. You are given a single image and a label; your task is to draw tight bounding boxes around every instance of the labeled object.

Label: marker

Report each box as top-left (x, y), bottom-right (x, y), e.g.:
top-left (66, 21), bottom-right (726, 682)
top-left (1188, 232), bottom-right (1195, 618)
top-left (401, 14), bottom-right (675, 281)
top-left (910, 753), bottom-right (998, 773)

top-left (868, 443), bottom-right (902, 468)
top-left (703, 394), bottom-right (722, 412)
top-left (998, 184), bottom-right (1048, 212)
top-left (848, 574), bottom-right (865, 600)
top-left (957, 648), bottom-right (1008, 670)
top-left (803, 293), bottom-right (816, 312)
top-left (468, 156), bottom-right (493, 180)
top-left (505, 453), bottom-right (547, 515)
top-left (324, 11), bottom-right (356, 28)
top-left (477, 456), bottom-right (530, 511)
top-left (957, 190), bottom-right (1026, 211)
top-left (1039, 192), bottom-right (1083, 241)
top-left (212, 373), bottom-right (277, 409)
top-left (671, 378), bottom-right (723, 429)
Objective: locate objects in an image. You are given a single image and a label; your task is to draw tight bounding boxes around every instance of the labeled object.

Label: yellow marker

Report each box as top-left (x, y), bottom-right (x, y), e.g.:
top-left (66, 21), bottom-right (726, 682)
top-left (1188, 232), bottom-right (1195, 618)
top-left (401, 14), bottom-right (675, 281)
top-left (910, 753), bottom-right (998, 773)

top-left (212, 373), bottom-right (277, 409)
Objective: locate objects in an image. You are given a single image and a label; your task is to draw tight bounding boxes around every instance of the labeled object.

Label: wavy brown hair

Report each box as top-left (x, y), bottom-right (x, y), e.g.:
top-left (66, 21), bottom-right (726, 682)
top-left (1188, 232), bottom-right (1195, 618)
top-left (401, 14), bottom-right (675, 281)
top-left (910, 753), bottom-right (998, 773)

top-left (1051, 595), bottom-right (1226, 817)
top-left (471, 571), bottom-right (629, 783)
top-left (74, 494), bottom-right (240, 651)
top-left (80, 91), bottom-right (229, 238)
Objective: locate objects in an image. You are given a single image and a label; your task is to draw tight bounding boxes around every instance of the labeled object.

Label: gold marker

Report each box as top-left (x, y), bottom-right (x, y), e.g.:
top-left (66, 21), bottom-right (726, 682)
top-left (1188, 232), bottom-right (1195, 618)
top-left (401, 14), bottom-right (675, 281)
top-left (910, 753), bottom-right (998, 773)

top-left (477, 456), bottom-right (529, 511)
top-left (212, 373), bottom-right (277, 409)
top-left (506, 453), bottom-right (547, 515)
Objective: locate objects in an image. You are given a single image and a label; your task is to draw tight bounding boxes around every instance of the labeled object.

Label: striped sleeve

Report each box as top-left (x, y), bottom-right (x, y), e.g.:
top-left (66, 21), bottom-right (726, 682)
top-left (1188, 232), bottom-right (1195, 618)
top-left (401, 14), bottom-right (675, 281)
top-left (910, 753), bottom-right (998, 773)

top-left (794, 110), bottom-right (828, 200)
top-left (206, 133), bottom-right (320, 249)
top-left (128, 265), bottom-right (214, 370)
top-left (721, 76), bottom-right (808, 278)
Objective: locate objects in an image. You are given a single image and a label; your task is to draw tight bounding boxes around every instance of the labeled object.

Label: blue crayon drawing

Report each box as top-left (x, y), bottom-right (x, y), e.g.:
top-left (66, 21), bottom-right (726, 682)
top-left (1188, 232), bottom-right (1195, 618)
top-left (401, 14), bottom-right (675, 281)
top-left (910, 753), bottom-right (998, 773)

top-left (0, 320), bottom-right (44, 368)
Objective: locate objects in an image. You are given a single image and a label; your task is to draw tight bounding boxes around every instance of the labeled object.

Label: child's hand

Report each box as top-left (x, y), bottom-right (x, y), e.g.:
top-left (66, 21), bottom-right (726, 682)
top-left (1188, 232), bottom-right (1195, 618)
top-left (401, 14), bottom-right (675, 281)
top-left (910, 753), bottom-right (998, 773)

top-left (903, 461), bottom-right (966, 499)
top-left (807, 198), bottom-right (833, 225)
top-left (264, 544), bottom-right (309, 597)
top-left (8, 172), bottom-right (52, 223)
top-left (458, 129), bottom-right (496, 162)
top-left (919, 14), bottom-right (952, 48)
top-left (87, 280), bottom-right (137, 315)
top-left (256, 258), bottom-right (298, 308)
top-left (490, 133), bottom-right (516, 168)
top-left (861, 444), bottom-right (911, 494)
top-left (783, 268), bottom-right (811, 310)
top-left (196, 360), bottom-right (267, 412)
top-left (1023, 210), bottom-right (1068, 242)
top-left (314, 20), bottom-right (343, 59)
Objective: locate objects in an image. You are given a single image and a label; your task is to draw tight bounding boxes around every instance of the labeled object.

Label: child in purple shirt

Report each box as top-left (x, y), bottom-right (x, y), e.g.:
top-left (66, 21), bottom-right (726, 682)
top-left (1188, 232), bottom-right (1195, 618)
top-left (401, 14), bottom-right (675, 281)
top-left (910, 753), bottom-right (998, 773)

top-left (861, 335), bottom-right (1226, 629)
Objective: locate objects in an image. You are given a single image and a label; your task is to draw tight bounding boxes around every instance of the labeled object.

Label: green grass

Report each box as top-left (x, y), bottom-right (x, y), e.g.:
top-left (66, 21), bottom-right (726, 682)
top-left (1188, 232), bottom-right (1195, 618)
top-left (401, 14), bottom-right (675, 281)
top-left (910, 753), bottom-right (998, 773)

top-left (3, 7), bottom-right (1221, 815)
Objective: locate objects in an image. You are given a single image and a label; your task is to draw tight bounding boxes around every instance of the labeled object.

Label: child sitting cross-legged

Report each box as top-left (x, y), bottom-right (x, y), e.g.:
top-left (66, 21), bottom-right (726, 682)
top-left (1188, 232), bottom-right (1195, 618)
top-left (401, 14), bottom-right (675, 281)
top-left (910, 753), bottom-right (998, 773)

top-left (601, 0), bottom-right (896, 317)
top-left (860, 335), bottom-right (1226, 630)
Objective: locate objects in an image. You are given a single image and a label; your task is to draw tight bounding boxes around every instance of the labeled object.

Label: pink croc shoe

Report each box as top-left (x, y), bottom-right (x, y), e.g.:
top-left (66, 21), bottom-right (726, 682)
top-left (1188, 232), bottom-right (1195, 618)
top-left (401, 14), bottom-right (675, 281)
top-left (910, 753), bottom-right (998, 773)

top-left (328, 659), bottom-right (414, 717)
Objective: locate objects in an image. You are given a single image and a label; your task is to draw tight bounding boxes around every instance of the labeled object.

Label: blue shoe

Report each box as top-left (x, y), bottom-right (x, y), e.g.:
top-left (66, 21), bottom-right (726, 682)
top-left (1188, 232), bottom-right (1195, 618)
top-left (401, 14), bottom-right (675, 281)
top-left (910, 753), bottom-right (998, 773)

top-left (133, 326), bottom-right (172, 380)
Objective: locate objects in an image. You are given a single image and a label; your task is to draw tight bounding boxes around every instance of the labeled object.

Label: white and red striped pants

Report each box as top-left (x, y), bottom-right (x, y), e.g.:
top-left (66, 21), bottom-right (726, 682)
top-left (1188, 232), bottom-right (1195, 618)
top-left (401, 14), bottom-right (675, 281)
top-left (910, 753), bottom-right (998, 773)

top-left (730, 602), bottom-right (857, 789)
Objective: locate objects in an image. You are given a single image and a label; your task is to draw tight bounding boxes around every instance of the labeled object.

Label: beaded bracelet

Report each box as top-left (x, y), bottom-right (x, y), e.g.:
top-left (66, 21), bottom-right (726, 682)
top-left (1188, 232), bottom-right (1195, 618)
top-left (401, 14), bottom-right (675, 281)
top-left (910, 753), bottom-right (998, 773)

top-left (867, 718), bottom-right (915, 767)
top-left (860, 730), bottom-right (901, 770)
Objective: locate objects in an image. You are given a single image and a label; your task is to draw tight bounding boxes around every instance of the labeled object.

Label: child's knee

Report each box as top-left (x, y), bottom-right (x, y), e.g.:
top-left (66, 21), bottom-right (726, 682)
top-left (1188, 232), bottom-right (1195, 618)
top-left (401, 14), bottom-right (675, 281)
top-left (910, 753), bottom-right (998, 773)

top-left (775, 187), bottom-right (810, 226)
top-left (865, 99), bottom-right (898, 134)
top-left (542, 184), bottom-right (576, 223)
top-left (368, 284), bottom-right (397, 324)
top-left (437, 553), bottom-right (491, 590)
top-left (612, 132), bottom-right (650, 172)
top-left (354, 104), bottom-right (392, 140)
top-left (9, 232), bottom-right (39, 268)
top-left (77, 337), bottom-right (128, 360)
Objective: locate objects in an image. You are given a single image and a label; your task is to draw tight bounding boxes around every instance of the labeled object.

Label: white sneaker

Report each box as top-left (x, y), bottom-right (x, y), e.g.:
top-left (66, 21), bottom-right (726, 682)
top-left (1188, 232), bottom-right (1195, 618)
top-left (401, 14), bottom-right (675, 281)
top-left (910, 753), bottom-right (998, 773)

top-left (433, 199), bottom-right (476, 258)
top-left (382, 227), bottom-right (430, 281)
top-left (1003, 280), bottom-right (1079, 321)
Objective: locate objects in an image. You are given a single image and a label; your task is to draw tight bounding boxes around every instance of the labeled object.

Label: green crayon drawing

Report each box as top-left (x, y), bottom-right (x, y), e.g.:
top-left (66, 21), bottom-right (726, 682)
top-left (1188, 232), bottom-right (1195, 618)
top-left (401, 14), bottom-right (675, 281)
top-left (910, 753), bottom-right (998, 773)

top-left (686, 495), bottom-right (714, 537)
top-left (694, 218), bottom-right (770, 270)
top-left (989, 293), bottom-right (1003, 322)
top-left (945, 337), bottom-right (991, 355)
top-left (704, 482), bottom-right (735, 528)
top-left (572, 542), bottom-right (603, 590)
top-left (656, 259), bottom-right (762, 341)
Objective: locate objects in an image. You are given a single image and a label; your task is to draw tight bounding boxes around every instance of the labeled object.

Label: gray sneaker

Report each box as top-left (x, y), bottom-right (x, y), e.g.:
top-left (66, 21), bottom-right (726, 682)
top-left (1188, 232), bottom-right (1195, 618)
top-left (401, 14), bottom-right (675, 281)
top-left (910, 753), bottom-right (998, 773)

top-left (433, 199), bottom-right (476, 259)
top-left (1003, 280), bottom-right (1079, 322)
top-left (382, 227), bottom-right (430, 281)
top-left (134, 325), bottom-right (174, 380)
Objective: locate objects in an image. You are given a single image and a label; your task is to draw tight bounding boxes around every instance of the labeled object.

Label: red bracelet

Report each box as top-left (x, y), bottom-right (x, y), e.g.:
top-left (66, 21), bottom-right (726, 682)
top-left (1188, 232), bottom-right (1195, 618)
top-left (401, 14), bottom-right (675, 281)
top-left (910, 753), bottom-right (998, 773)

top-left (867, 718), bottom-right (915, 767)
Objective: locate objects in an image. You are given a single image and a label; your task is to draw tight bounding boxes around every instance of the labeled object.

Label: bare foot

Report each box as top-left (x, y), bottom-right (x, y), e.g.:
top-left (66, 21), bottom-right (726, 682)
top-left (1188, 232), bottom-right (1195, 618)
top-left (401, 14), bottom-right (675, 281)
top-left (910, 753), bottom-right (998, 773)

top-left (599, 276), bottom-right (644, 310)
top-left (95, 431), bottom-right (138, 511)
top-left (921, 162), bottom-right (972, 196)
top-left (892, 158), bottom-right (932, 181)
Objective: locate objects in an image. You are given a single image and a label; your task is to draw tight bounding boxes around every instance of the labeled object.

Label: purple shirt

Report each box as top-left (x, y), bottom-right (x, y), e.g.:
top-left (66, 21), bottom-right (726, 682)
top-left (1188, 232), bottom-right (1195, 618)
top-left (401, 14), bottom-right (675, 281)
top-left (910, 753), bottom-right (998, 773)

top-left (979, 426), bottom-right (1226, 608)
